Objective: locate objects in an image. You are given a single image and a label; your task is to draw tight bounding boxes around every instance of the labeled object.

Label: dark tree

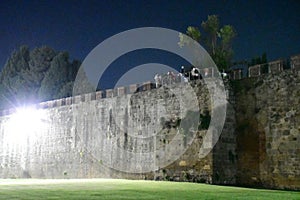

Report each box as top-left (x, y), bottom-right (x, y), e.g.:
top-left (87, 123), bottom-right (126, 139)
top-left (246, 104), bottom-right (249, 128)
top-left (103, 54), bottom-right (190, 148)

top-left (179, 15), bottom-right (236, 70)
top-left (0, 46), bottom-right (31, 107)
top-left (261, 52), bottom-right (267, 64)
top-left (0, 46), bottom-right (83, 109)
top-left (38, 52), bottom-right (81, 101)
top-left (248, 53), bottom-right (268, 66)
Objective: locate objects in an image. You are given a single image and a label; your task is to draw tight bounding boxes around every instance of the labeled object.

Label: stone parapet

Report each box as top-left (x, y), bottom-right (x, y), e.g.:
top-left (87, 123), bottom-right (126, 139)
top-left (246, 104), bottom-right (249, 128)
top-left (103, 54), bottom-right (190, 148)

top-left (96, 91), bottom-right (103, 100)
top-left (268, 59), bottom-right (284, 74)
top-left (117, 86), bottom-right (126, 96)
top-left (248, 64), bottom-right (262, 77)
top-left (106, 89), bottom-right (114, 98)
top-left (129, 84), bottom-right (138, 93)
top-left (232, 69), bottom-right (242, 80)
top-left (291, 54), bottom-right (300, 71)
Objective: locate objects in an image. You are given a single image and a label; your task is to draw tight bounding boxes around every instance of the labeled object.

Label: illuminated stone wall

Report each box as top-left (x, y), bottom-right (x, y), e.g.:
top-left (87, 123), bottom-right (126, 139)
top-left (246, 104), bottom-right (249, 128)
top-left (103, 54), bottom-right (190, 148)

top-left (0, 69), bottom-right (299, 190)
top-left (233, 70), bottom-right (300, 190)
top-left (0, 80), bottom-right (236, 184)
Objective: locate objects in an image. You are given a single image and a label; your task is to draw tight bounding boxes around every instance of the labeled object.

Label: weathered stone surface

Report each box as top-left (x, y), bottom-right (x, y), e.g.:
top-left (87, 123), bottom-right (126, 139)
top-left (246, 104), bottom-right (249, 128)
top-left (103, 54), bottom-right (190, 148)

top-left (234, 70), bottom-right (300, 190)
top-left (0, 80), bottom-right (235, 184)
top-left (0, 69), bottom-right (299, 190)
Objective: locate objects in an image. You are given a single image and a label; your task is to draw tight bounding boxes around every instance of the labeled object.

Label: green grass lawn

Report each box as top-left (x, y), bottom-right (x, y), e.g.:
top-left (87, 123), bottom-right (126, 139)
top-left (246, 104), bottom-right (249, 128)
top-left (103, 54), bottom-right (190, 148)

top-left (0, 179), bottom-right (298, 200)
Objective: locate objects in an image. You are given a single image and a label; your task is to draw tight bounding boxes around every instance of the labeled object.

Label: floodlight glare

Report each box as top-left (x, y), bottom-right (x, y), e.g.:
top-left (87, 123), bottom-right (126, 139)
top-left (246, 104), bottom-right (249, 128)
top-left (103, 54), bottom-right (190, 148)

top-left (4, 107), bottom-right (47, 145)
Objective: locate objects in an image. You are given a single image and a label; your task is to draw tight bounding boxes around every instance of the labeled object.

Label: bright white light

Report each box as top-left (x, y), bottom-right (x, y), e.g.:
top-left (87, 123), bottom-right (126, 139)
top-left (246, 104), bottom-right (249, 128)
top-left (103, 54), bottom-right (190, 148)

top-left (4, 107), bottom-right (47, 145)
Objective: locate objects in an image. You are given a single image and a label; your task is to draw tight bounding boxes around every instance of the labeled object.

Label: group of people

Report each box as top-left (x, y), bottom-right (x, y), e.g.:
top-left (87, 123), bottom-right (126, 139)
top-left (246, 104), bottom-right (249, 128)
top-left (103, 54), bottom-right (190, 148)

top-left (181, 66), bottom-right (229, 79)
top-left (181, 66), bottom-right (203, 80)
top-left (154, 72), bottom-right (186, 88)
top-left (154, 66), bottom-right (229, 88)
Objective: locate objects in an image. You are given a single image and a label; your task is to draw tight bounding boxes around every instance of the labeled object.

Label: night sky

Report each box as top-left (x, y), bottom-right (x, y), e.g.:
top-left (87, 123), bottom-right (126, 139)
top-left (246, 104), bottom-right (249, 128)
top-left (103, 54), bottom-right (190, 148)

top-left (0, 0), bottom-right (299, 88)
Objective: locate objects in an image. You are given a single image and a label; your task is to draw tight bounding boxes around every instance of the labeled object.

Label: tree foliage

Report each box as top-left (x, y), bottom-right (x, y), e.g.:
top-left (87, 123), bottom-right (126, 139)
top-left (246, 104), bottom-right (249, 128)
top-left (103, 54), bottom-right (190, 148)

top-left (248, 52), bottom-right (268, 66)
top-left (179, 15), bottom-right (236, 70)
top-left (186, 26), bottom-right (201, 42)
top-left (0, 46), bottom-right (82, 109)
top-left (0, 46), bottom-right (31, 106)
top-left (201, 15), bottom-right (220, 55)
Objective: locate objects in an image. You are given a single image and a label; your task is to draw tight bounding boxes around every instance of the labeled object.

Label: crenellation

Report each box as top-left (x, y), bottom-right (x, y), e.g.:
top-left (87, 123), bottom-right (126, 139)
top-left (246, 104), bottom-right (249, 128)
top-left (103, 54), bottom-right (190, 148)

top-left (47, 100), bottom-right (55, 108)
top-left (80, 94), bottom-right (85, 102)
top-left (90, 92), bottom-right (96, 101)
top-left (65, 97), bottom-right (72, 105)
top-left (232, 69), bottom-right (242, 80)
top-left (268, 59), bottom-right (284, 74)
top-left (55, 99), bottom-right (63, 107)
top-left (106, 89), bottom-right (114, 98)
top-left (291, 54), bottom-right (300, 71)
top-left (129, 84), bottom-right (138, 93)
top-left (96, 91), bottom-right (104, 100)
top-left (84, 93), bottom-right (92, 102)
top-left (117, 86), bottom-right (126, 96)
top-left (0, 56), bottom-right (299, 117)
top-left (74, 95), bottom-right (81, 104)
top-left (248, 64), bottom-right (262, 77)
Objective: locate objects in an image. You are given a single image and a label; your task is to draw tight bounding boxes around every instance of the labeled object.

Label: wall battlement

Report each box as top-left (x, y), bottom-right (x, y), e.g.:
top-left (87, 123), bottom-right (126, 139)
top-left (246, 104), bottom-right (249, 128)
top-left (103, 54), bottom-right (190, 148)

top-left (233, 54), bottom-right (300, 79)
top-left (0, 81), bottom-right (154, 117)
top-left (1, 54), bottom-right (299, 116)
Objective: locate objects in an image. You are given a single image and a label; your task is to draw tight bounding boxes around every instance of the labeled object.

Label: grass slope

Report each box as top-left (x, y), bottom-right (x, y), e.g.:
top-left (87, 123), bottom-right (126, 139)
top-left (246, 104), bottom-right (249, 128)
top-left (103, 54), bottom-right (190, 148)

top-left (0, 179), bottom-right (298, 200)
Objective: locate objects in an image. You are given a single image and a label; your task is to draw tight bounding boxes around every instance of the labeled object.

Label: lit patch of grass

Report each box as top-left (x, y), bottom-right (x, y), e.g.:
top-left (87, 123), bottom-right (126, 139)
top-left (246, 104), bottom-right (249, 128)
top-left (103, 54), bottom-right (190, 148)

top-left (0, 179), bottom-right (298, 200)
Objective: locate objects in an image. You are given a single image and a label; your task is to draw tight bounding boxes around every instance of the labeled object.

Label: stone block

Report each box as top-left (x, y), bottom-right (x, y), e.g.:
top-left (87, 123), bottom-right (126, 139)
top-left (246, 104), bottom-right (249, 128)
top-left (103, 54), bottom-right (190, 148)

top-left (96, 91), bottom-right (103, 100)
top-left (106, 89), bottom-right (114, 98)
top-left (65, 97), bottom-right (72, 105)
top-left (55, 99), bottom-right (63, 107)
top-left (129, 84), bottom-right (138, 93)
top-left (117, 87), bottom-right (126, 96)
top-left (90, 92), bottom-right (96, 101)
top-left (248, 64), bottom-right (261, 77)
top-left (61, 98), bottom-right (66, 106)
top-left (232, 69), bottom-right (242, 80)
top-left (268, 59), bottom-right (284, 74)
top-left (47, 100), bottom-right (55, 108)
top-left (81, 94), bottom-right (85, 102)
top-left (85, 93), bottom-right (92, 101)
top-left (74, 95), bottom-right (81, 104)
top-left (290, 54), bottom-right (300, 71)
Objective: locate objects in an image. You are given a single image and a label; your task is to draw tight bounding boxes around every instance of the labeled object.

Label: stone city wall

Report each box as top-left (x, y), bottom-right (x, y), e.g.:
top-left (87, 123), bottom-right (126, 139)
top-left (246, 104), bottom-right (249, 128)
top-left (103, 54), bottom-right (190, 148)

top-left (0, 79), bottom-right (236, 184)
top-left (0, 67), bottom-right (299, 190)
top-left (233, 70), bottom-right (300, 190)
